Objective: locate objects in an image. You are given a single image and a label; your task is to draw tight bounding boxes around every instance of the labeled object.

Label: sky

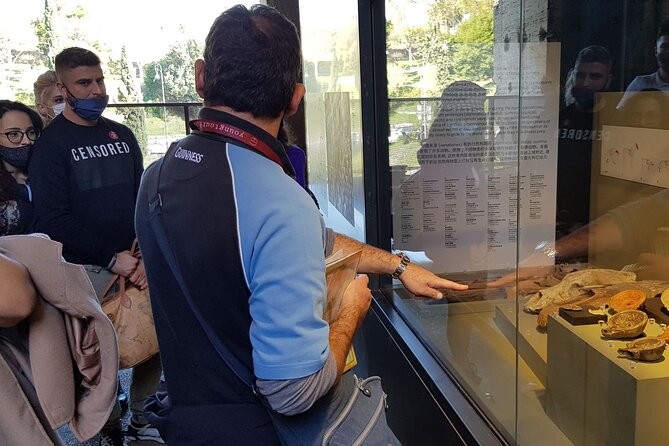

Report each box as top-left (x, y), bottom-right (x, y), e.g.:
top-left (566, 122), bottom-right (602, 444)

top-left (1, 0), bottom-right (254, 62)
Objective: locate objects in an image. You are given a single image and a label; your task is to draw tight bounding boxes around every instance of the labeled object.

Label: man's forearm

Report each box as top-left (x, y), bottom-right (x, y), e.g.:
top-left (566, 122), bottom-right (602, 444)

top-left (328, 303), bottom-right (364, 377)
top-left (333, 233), bottom-right (398, 275)
top-left (555, 216), bottom-right (624, 261)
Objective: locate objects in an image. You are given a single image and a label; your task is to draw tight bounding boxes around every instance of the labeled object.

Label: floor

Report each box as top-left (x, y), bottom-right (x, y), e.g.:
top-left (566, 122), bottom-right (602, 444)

top-left (57, 369), bottom-right (163, 446)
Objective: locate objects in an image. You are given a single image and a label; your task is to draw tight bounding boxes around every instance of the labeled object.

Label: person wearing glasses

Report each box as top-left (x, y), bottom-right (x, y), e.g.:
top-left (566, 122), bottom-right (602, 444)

top-left (0, 100), bottom-right (42, 236)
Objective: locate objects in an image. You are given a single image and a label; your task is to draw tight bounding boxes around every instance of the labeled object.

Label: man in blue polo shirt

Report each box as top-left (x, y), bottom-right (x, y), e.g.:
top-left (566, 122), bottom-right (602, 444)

top-left (135, 5), bottom-right (466, 444)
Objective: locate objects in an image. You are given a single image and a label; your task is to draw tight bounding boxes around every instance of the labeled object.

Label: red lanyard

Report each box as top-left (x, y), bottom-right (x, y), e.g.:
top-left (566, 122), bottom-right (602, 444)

top-left (190, 119), bottom-right (284, 169)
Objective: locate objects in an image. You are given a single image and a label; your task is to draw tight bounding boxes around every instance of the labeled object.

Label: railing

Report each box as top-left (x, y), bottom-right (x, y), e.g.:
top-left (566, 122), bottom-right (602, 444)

top-left (107, 101), bottom-right (202, 135)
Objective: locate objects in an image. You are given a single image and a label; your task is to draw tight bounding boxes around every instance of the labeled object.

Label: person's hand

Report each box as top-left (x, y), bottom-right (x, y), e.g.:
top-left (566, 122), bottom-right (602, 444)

top-left (340, 274), bottom-right (372, 327)
top-left (128, 259), bottom-right (148, 289)
top-left (636, 253), bottom-right (669, 281)
top-left (111, 250), bottom-right (139, 278)
top-left (399, 263), bottom-right (468, 299)
top-left (486, 252), bottom-right (555, 288)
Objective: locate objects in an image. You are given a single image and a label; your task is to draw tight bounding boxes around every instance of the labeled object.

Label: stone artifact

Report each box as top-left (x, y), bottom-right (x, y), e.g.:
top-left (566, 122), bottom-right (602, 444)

top-left (618, 337), bottom-right (666, 361)
top-left (609, 289), bottom-right (646, 312)
top-left (525, 269), bottom-right (636, 313)
top-left (601, 310), bottom-right (648, 339)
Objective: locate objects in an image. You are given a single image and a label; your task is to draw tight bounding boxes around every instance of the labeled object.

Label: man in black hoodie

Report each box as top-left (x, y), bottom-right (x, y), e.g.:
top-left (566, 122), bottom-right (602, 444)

top-left (29, 47), bottom-right (162, 446)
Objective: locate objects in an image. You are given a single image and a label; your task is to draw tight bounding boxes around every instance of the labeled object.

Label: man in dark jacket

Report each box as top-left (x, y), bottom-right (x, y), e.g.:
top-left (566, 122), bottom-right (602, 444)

top-left (29, 47), bottom-right (162, 446)
top-left (135, 5), bottom-right (466, 445)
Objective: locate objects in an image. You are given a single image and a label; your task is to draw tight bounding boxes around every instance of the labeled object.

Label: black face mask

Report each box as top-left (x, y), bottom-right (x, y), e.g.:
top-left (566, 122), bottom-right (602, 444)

top-left (0, 144), bottom-right (32, 169)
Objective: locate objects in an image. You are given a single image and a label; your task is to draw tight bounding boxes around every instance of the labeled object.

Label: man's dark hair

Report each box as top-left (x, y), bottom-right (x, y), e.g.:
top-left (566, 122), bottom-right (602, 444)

top-left (54, 47), bottom-right (101, 77)
top-left (575, 45), bottom-right (611, 67)
top-left (658, 19), bottom-right (669, 40)
top-left (202, 4), bottom-right (302, 118)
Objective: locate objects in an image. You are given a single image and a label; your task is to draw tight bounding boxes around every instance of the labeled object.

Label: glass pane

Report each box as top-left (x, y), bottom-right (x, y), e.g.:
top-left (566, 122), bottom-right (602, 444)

top-left (300, 0), bottom-right (366, 240)
top-left (387, 0), bottom-right (669, 444)
top-left (386, 0), bottom-right (527, 442)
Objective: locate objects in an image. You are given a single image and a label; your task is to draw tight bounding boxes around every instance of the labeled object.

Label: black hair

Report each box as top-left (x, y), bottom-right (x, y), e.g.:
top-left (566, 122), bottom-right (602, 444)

top-left (202, 4), bottom-right (302, 118)
top-left (0, 100), bottom-right (44, 135)
top-left (0, 100), bottom-right (43, 201)
top-left (575, 45), bottom-right (611, 67)
top-left (54, 47), bottom-right (101, 76)
top-left (658, 19), bottom-right (669, 40)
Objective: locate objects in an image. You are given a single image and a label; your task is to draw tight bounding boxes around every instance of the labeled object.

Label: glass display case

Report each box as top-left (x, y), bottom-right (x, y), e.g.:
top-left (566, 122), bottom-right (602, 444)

top-left (300, 1), bottom-right (669, 445)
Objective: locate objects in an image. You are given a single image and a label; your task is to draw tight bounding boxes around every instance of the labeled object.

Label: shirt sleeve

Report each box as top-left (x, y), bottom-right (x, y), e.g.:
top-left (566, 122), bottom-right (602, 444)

top-left (231, 147), bottom-right (330, 380)
top-left (256, 352), bottom-right (337, 415)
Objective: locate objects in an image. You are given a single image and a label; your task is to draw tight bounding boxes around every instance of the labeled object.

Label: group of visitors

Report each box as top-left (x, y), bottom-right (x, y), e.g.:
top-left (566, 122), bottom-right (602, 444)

top-left (0, 4), bottom-right (468, 446)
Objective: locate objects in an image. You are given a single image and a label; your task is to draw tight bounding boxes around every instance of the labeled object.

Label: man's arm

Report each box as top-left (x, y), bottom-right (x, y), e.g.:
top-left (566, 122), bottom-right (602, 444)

top-left (487, 215), bottom-right (625, 288)
top-left (257, 274), bottom-right (371, 415)
top-left (332, 233), bottom-right (468, 299)
top-left (0, 255), bottom-right (36, 327)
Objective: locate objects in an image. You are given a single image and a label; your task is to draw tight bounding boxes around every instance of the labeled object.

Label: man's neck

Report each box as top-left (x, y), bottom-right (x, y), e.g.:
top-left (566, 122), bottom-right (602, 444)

top-left (659, 67), bottom-right (669, 84)
top-left (206, 105), bottom-right (281, 138)
top-left (62, 107), bottom-right (98, 127)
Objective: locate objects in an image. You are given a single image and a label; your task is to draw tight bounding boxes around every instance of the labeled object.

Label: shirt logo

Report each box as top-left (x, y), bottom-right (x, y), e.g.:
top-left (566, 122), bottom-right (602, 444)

top-left (109, 131), bottom-right (119, 140)
top-left (174, 146), bottom-right (204, 163)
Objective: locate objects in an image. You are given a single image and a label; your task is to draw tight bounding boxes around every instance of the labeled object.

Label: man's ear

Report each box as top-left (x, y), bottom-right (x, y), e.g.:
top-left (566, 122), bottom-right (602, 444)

top-left (56, 81), bottom-right (67, 98)
top-left (285, 83), bottom-right (305, 118)
top-left (195, 59), bottom-right (206, 99)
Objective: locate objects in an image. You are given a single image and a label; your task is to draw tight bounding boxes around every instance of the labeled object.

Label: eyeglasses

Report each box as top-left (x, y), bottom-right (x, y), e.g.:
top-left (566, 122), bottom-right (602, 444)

top-left (1, 128), bottom-right (41, 144)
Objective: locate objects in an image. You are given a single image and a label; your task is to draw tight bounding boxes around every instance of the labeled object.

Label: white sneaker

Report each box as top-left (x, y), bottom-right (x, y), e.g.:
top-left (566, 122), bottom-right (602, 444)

top-left (126, 420), bottom-right (165, 444)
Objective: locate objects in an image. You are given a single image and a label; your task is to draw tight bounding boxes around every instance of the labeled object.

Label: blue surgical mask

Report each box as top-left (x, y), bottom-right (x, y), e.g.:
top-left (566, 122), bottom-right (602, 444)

top-left (0, 144), bottom-right (32, 169)
top-left (65, 87), bottom-right (108, 121)
top-left (571, 87), bottom-right (596, 110)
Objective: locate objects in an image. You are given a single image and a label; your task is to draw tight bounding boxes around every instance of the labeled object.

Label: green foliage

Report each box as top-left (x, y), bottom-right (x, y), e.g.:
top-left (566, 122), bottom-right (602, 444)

top-left (110, 46), bottom-right (148, 155)
top-left (453, 10), bottom-right (493, 44)
top-left (386, 20), bottom-right (394, 47)
top-left (143, 39), bottom-right (203, 117)
top-left (402, 26), bottom-right (447, 63)
top-left (144, 113), bottom-right (188, 136)
top-left (428, 0), bottom-right (464, 31)
top-left (14, 92), bottom-right (34, 105)
top-left (436, 10), bottom-right (494, 90)
top-left (31, 0), bottom-right (55, 68)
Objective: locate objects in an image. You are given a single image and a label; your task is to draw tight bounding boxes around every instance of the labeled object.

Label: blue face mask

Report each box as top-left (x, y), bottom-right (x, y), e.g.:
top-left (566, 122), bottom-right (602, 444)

top-left (571, 87), bottom-right (596, 110)
top-left (65, 87), bottom-right (109, 121)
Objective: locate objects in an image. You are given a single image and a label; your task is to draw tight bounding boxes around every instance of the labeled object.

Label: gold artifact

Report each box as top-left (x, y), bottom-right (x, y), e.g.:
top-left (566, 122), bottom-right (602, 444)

top-left (609, 289), bottom-right (646, 312)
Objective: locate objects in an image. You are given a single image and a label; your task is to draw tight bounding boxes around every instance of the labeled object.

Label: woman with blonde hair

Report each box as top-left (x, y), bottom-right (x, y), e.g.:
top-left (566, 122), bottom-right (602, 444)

top-left (33, 70), bottom-right (64, 126)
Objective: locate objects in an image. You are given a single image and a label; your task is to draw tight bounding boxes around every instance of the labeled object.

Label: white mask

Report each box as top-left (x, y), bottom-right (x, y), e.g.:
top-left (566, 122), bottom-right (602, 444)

top-left (52, 102), bottom-right (66, 116)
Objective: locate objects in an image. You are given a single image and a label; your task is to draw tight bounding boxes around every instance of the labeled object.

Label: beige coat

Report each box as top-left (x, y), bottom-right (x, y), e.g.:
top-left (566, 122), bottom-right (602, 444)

top-left (0, 235), bottom-right (119, 444)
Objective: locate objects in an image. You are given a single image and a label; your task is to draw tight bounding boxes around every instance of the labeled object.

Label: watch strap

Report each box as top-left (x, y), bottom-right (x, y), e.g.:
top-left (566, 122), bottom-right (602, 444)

top-left (391, 252), bottom-right (410, 279)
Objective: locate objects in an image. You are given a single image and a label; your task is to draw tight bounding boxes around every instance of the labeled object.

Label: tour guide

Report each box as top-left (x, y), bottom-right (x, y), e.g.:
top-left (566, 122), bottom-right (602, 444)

top-left (135, 4), bottom-right (467, 445)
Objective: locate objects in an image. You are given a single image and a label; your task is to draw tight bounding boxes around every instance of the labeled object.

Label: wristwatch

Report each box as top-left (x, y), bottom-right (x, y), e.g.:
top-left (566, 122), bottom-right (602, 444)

top-left (391, 252), bottom-right (411, 279)
top-left (535, 241), bottom-right (562, 264)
